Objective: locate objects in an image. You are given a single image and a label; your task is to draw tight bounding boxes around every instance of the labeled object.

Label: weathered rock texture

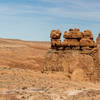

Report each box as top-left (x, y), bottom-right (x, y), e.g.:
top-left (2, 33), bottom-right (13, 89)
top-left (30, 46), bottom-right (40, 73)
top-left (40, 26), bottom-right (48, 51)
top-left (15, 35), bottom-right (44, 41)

top-left (50, 29), bottom-right (62, 49)
top-left (96, 33), bottom-right (100, 63)
top-left (44, 28), bottom-right (99, 81)
top-left (96, 33), bottom-right (100, 80)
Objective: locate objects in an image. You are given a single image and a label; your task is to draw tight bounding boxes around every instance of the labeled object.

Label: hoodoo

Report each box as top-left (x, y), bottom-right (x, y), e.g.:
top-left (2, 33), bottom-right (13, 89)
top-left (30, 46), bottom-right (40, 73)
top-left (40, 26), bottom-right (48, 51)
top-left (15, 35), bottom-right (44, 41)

top-left (50, 29), bottom-right (62, 49)
top-left (96, 33), bottom-right (100, 64)
top-left (43, 28), bottom-right (100, 81)
top-left (50, 28), bottom-right (96, 51)
top-left (62, 28), bottom-right (82, 49)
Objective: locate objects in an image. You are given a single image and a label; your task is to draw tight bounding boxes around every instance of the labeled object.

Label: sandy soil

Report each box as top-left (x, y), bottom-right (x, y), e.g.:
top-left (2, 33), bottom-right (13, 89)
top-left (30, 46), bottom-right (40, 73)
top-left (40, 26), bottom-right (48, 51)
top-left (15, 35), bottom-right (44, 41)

top-left (0, 66), bottom-right (100, 100)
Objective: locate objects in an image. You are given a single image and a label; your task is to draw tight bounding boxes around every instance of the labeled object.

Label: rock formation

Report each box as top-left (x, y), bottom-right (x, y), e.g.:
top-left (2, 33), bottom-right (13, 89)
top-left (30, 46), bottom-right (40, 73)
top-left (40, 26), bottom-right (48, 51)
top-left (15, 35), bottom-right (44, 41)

top-left (62, 28), bottom-right (82, 49)
top-left (96, 33), bottom-right (100, 44)
top-left (50, 29), bottom-right (62, 49)
top-left (96, 33), bottom-right (100, 63)
top-left (50, 28), bottom-right (97, 52)
top-left (96, 34), bottom-right (100, 79)
top-left (43, 28), bottom-right (100, 81)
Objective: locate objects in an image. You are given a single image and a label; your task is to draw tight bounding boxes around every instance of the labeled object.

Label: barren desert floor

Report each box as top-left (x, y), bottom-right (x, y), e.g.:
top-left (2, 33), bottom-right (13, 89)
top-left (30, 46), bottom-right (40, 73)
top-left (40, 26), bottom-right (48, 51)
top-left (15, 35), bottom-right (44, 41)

top-left (0, 38), bottom-right (100, 100)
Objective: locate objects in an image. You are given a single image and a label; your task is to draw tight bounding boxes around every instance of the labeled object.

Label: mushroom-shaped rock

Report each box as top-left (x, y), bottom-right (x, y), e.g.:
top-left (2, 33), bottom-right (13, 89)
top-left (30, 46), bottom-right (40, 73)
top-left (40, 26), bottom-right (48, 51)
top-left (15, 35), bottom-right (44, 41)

top-left (83, 30), bottom-right (93, 39)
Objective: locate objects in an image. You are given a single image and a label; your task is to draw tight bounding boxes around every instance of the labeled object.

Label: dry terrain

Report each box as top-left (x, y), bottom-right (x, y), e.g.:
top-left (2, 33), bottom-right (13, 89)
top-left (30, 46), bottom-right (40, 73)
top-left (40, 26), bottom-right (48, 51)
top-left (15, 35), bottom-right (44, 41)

top-left (0, 38), bottom-right (100, 100)
top-left (0, 38), bottom-right (50, 70)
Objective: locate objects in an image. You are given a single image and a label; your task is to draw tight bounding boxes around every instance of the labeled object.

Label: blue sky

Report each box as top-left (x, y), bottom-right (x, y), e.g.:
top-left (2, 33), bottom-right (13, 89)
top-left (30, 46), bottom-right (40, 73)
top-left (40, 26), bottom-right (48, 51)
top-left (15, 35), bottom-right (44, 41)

top-left (0, 0), bottom-right (100, 41)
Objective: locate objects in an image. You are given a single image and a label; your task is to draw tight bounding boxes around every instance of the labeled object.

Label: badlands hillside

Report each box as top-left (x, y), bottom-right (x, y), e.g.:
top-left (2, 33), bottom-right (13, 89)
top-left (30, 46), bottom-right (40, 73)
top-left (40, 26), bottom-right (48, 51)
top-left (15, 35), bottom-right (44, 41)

top-left (0, 38), bottom-right (50, 70)
top-left (0, 33), bottom-right (100, 100)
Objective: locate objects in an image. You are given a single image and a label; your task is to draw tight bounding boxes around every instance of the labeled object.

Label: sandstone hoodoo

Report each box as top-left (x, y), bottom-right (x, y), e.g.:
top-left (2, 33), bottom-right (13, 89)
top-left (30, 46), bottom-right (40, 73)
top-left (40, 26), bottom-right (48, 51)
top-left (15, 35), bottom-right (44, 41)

top-left (50, 28), bottom-right (96, 50)
top-left (96, 33), bottom-right (100, 64)
top-left (80, 30), bottom-right (96, 51)
top-left (62, 28), bottom-right (82, 49)
top-left (96, 33), bottom-right (100, 44)
top-left (44, 28), bottom-right (99, 81)
top-left (50, 29), bottom-right (62, 49)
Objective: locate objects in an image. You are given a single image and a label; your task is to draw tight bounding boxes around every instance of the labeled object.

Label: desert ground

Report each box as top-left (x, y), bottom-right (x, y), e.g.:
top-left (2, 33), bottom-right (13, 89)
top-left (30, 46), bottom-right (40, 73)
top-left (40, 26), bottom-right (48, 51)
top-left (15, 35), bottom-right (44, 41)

top-left (0, 38), bottom-right (50, 70)
top-left (0, 38), bottom-right (100, 100)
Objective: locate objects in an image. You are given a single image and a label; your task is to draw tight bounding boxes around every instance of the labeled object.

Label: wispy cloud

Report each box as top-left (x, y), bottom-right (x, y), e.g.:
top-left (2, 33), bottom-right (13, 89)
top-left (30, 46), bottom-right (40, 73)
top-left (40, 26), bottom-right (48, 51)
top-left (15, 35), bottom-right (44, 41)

top-left (0, 0), bottom-right (100, 22)
top-left (0, 0), bottom-right (99, 40)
